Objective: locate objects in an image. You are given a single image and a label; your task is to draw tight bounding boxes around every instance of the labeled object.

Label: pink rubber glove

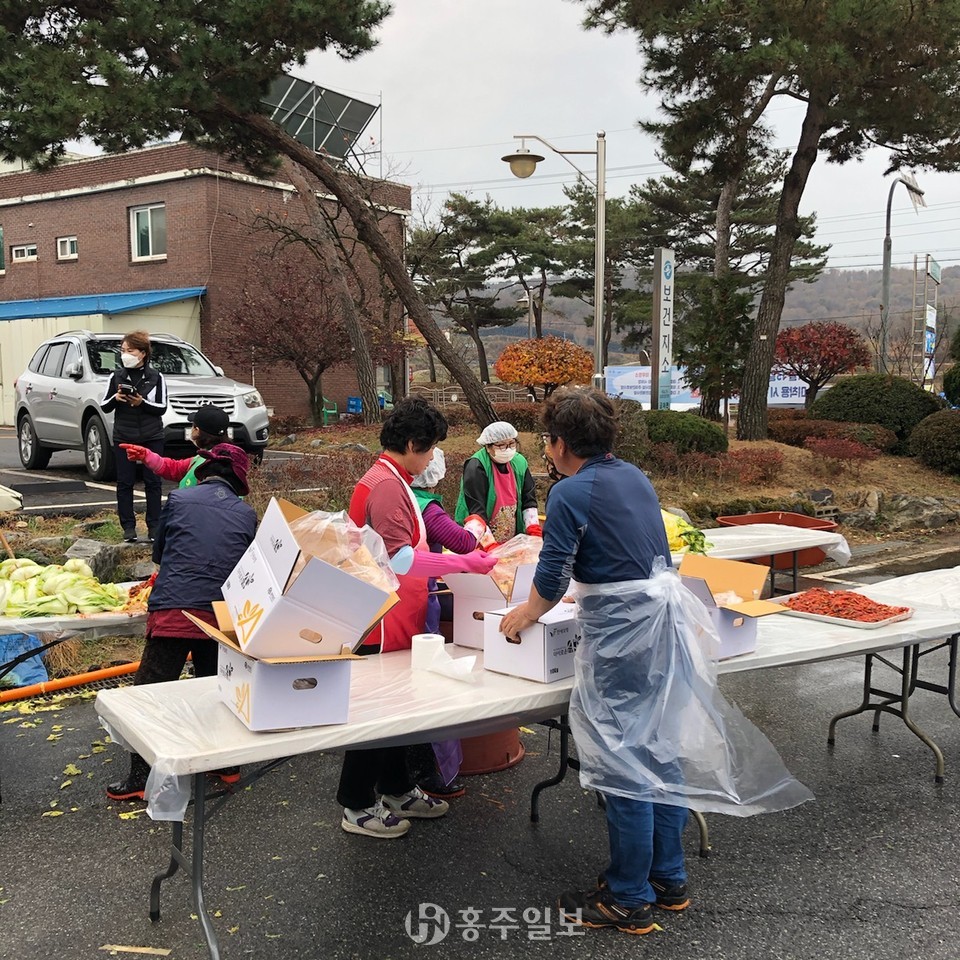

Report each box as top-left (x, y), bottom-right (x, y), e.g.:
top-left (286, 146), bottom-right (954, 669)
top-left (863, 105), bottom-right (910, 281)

top-left (120, 443), bottom-right (147, 463)
top-left (142, 449), bottom-right (164, 473)
top-left (463, 514), bottom-right (496, 550)
top-left (406, 548), bottom-right (498, 578)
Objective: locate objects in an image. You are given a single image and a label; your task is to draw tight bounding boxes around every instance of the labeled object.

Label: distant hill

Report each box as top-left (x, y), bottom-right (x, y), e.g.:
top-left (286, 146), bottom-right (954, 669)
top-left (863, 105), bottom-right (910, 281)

top-left (471, 265), bottom-right (960, 366)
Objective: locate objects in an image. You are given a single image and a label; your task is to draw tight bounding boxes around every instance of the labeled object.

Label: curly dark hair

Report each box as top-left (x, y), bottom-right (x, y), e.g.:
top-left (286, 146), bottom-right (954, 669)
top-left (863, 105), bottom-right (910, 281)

top-left (380, 396), bottom-right (448, 454)
top-left (543, 386), bottom-right (619, 458)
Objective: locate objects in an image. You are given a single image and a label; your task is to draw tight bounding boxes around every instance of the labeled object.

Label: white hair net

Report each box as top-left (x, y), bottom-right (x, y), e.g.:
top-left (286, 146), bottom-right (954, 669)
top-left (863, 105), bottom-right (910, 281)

top-left (476, 421), bottom-right (519, 446)
top-left (412, 447), bottom-right (446, 489)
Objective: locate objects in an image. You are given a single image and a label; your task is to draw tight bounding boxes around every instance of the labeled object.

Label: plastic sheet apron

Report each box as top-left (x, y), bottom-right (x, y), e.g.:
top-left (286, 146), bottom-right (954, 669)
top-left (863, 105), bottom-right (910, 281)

top-left (569, 559), bottom-right (814, 816)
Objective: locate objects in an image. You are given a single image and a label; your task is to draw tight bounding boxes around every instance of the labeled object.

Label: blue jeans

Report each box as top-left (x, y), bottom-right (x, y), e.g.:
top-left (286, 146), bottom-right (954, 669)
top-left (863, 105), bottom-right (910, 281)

top-left (602, 793), bottom-right (688, 907)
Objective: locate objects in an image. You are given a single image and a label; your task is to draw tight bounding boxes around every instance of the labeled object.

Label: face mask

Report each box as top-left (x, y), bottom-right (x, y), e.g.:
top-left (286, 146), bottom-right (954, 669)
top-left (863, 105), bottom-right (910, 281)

top-left (120, 352), bottom-right (141, 369)
top-left (492, 448), bottom-right (517, 465)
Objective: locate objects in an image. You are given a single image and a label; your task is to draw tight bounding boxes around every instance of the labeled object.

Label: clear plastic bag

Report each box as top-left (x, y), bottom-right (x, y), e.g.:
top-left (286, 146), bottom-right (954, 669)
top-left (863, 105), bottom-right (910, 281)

top-left (488, 534), bottom-right (543, 599)
top-left (569, 557), bottom-right (813, 816)
top-left (287, 510), bottom-right (399, 594)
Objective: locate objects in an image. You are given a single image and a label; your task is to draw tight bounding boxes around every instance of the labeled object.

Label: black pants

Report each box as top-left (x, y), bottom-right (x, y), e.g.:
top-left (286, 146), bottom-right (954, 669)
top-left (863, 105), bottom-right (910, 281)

top-left (115, 438), bottom-right (164, 533)
top-left (134, 634), bottom-right (218, 686)
top-left (336, 645), bottom-right (414, 809)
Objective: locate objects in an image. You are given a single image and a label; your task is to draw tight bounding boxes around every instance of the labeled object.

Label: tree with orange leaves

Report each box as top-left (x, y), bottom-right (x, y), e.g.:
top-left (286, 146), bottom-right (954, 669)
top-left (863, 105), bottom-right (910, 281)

top-left (494, 336), bottom-right (594, 401)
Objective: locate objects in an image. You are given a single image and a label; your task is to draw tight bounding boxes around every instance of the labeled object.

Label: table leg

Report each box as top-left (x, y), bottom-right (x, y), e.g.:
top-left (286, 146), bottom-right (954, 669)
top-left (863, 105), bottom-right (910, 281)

top-left (828, 648), bottom-right (945, 783)
top-left (147, 774), bottom-right (221, 960)
top-left (690, 810), bottom-right (711, 858)
top-left (531, 716), bottom-right (576, 823)
top-left (150, 818), bottom-right (184, 922)
top-left (791, 552), bottom-right (799, 593)
top-left (190, 774), bottom-right (221, 960)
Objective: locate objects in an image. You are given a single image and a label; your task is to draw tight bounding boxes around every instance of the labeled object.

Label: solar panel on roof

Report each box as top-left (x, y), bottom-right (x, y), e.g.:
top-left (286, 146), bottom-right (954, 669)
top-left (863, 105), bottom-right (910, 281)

top-left (262, 74), bottom-right (379, 159)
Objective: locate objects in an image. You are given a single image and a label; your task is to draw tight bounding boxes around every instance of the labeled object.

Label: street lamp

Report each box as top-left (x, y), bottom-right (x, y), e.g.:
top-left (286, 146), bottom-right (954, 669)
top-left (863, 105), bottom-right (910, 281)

top-left (502, 132), bottom-right (607, 389)
top-left (879, 172), bottom-right (925, 372)
top-left (517, 293), bottom-right (535, 339)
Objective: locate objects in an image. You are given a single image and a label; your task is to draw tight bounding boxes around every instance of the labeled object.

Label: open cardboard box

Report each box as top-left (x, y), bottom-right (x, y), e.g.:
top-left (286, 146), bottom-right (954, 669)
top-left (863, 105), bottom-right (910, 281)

top-left (483, 601), bottom-right (579, 683)
top-left (444, 562), bottom-right (537, 650)
top-left (220, 498), bottom-right (398, 659)
top-left (185, 604), bottom-right (360, 732)
top-left (678, 554), bottom-right (784, 660)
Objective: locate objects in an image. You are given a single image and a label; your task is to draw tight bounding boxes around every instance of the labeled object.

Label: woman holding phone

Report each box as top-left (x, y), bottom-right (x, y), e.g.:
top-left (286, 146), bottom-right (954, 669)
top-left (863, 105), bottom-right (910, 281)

top-left (100, 330), bottom-right (167, 542)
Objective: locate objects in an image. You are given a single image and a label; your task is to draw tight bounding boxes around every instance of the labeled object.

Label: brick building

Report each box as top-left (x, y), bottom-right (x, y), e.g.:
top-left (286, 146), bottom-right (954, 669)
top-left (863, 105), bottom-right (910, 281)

top-left (0, 142), bottom-right (411, 423)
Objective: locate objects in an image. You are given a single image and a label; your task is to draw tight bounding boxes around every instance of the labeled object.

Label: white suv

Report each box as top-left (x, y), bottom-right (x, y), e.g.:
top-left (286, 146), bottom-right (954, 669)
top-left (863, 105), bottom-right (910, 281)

top-left (15, 331), bottom-right (269, 480)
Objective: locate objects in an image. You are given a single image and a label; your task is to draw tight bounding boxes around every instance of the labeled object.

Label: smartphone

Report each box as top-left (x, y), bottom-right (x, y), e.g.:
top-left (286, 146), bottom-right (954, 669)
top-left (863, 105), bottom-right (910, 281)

top-left (118, 383), bottom-right (136, 395)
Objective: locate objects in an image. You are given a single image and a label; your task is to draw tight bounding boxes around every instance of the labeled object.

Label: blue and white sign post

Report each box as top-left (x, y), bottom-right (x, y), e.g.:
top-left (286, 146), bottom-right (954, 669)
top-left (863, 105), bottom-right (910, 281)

top-left (649, 248), bottom-right (675, 410)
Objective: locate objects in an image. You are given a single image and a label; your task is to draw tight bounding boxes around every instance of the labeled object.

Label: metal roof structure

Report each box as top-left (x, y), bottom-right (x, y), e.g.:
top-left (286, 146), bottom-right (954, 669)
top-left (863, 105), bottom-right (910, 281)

top-left (0, 287), bottom-right (205, 321)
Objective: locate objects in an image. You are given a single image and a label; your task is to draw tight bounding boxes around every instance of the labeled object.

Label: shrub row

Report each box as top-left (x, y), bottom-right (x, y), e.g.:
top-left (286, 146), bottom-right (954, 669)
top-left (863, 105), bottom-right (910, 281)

top-left (767, 414), bottom-right (897, 452)
top-left (809, 373), bottom-right (943, 453)
top-left (910, 409), bottom-right (960, 474)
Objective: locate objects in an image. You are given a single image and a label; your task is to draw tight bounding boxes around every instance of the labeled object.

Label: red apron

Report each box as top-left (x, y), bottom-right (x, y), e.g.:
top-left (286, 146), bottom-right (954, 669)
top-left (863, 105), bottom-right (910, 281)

top-left (366, 458), bottom-right (429, 653)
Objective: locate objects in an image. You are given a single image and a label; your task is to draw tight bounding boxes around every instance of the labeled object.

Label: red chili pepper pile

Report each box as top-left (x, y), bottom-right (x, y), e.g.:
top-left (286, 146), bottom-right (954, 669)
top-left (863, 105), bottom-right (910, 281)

top-left (783, 588), bottom-right (909, 623)
top-left (783, 587), bottom-right (910, 623)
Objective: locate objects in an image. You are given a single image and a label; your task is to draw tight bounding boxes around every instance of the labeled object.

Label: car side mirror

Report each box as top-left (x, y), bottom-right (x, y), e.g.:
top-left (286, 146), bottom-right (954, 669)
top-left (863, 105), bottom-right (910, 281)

top-left (214, 365), bottom-right (224, 377)
top-left (64, 361), bottom-right (82, 379)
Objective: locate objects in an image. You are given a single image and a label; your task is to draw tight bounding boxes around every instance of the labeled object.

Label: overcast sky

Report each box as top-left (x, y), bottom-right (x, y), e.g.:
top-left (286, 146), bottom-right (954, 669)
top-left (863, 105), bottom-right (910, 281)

top-left (306, 0), bottom-right (960, 277)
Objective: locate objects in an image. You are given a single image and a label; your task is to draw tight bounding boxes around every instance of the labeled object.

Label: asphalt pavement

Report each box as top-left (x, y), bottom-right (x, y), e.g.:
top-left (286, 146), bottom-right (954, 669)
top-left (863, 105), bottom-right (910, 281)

top-left (0, 428), bottom-right (304, 517)
top-left (2, 594), bottom-right (960, 959)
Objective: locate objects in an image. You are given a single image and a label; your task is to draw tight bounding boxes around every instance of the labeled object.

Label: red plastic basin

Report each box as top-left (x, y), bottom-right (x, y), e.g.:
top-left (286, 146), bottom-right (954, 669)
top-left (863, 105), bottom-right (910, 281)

top-left (715, 511), bottom-right (838, 569)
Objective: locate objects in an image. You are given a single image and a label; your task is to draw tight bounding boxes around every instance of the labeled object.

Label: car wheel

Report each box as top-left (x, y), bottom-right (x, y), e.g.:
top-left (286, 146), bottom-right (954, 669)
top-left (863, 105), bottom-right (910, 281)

top-left (18, 415), bottom-right (52, 470)
top-left (84, 417), bottom-right (116, 481)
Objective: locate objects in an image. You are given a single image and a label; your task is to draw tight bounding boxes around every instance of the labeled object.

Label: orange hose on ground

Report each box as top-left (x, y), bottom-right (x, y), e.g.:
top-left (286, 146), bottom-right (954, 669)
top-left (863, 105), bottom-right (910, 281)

top-left (0, 660), bottom-right (140, 703)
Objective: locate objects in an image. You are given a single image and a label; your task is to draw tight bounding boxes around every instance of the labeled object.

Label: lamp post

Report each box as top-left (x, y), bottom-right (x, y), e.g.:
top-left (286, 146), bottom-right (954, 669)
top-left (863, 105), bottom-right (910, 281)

top-left (879, 173), bottom-right (925, 372)
top-left (517, 293), bottom-right (535, 338)
top-left (502, 132), bottom-right (606, 390)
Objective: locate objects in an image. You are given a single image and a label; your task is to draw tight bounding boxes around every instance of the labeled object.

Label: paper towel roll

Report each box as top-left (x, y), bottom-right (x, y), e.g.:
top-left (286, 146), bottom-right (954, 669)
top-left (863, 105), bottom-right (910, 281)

top-left (411, 633), bottom-right (446, 669)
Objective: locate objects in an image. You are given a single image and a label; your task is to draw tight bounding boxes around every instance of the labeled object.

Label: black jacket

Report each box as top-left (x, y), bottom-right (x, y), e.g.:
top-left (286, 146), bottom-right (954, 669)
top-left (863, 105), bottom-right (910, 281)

top-left (100, 364), bottom-right (167, 443)
top-left (149, 478), bottom-right (257, 612)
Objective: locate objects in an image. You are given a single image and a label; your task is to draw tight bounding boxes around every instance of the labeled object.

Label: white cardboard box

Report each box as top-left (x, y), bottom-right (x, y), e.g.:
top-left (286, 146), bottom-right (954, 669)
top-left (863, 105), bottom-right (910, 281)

top-left (678, 554), bottom-right (783, 660)
top-left (185, 605), bottom-right (358, 732)
top-left (482, 601), bottom-right (580, 683)
top-left (444, 563), bottom-right (537, 649)
top-left (220, 498), bottom-right (398, 659)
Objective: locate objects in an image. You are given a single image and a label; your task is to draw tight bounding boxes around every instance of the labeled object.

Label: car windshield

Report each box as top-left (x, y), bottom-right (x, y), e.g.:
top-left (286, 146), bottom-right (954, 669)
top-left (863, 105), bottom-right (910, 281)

top-left (86, 340), bottom-right (218, 377)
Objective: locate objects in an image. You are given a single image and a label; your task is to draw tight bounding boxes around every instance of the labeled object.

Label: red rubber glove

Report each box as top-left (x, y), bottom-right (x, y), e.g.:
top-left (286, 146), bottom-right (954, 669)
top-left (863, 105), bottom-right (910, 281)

top-left (525, 524), bottom-right (543, 538)
top-left (120, 443), bottom-right (148, 463)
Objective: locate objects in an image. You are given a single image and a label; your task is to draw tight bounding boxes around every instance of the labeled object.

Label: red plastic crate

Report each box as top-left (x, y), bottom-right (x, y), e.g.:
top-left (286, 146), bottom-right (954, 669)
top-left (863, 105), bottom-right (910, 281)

top-left (715, 511), bottom-right (839, 569)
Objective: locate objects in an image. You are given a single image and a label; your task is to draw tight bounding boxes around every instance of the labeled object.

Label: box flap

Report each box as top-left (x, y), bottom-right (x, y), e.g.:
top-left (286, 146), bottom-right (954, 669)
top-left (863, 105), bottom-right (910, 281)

top-left (284, 555), bottom-right (399, 639)
top-left (723, 599), bottom-right (784, 618)
top-left (253, 498), bottom-right (303, 588)
top-left (184, 611), bottom-right (360, 662)
top-left (444, 571), bottom-right (510, 602)
top-left (681, 575), bottom-right (717, 609)
top-left (508, 563), bottom-right (537, 603)
top-left (679, 553), bottom-right (768, 600)
top-left (276, 498), bottom-right (309, 524)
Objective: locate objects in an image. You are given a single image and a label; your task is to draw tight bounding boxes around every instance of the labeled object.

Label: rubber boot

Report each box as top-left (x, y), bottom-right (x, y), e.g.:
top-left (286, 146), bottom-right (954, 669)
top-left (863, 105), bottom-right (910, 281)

top-left (106, 753), bottom-right (150, 801)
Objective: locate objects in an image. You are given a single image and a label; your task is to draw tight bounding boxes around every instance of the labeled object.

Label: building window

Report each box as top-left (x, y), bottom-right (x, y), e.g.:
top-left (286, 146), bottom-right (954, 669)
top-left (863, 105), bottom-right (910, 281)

top-left (130, 203), bottom-right (167, 261)
top-left (11, 243), bottom-right (38, 262)
top-left (57, 236), bottom-right (78, 260)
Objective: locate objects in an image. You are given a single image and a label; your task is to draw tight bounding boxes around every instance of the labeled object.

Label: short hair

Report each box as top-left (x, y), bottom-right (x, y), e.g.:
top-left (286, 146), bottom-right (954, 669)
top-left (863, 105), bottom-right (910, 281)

top-left (122, 329), bottom-right (151, 363)
top-left (542, 386), bottom-right (619, 458)
top-left (194, 426), bottom-right (227, 449)
top-left (380, 396), bottom-right (448, 454)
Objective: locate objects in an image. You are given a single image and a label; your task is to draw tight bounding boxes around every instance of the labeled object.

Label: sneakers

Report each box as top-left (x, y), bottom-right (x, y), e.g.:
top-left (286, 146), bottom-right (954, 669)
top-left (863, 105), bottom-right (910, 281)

top-left (558, 888), bottom-right (655, 935)
top-left (596, 874), bottom-right (690, 912)
top-left (419, 774), bottom-right (466, 800)
top-left (122, 528), bottom-right (138, 543)
top-left (650, 878), bottom-right (690, 911)
top-left (147, 528), bottom-right (158, 542)
top-left (382, 785), bottom-right (449, 819)
top-left (341, 799), bottom-right (410, 838)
